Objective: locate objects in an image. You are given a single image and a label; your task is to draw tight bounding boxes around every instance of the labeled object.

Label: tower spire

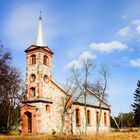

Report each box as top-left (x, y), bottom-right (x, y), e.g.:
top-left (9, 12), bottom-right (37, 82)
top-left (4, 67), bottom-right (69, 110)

top-left (34, 11), bottom-right (45, 46)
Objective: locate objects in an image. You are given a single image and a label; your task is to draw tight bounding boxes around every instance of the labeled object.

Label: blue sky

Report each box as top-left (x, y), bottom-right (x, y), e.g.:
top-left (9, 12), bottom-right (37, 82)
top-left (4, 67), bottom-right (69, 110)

top-left (0, 0), bottom-right (140, 116)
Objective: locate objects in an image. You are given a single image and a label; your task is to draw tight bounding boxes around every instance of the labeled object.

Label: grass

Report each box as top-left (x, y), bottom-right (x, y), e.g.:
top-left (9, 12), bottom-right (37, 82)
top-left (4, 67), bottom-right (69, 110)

top-left (0, 131), bottom-right (139, 140)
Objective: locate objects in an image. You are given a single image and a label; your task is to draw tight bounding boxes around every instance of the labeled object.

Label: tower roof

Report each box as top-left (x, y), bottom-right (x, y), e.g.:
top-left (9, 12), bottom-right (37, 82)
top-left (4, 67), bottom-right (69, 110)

top-left (34, 12), bottom-right (46, 46)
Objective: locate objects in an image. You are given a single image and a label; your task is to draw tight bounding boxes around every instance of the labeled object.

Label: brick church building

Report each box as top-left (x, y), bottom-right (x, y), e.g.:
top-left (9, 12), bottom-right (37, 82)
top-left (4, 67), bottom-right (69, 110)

top-left (20, 15), bottom-right (111, 135)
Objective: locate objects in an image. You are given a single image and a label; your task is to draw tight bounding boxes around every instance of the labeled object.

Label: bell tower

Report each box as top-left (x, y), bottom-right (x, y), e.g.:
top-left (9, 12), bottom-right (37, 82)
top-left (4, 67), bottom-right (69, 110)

top-left (25, 15), bottom-right (54, 99)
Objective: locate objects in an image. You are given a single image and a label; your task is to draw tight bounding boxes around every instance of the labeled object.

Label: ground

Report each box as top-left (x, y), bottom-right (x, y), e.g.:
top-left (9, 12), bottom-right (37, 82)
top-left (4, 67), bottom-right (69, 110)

top-left (0, 131), bottom-right (140, 140)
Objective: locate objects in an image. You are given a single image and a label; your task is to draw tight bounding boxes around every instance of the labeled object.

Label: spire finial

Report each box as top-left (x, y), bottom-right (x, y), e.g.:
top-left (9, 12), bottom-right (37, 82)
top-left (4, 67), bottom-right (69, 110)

top-left (39, 11), bottom-right (42, 20)
top-left (34, 11), bottom-right (46, 46)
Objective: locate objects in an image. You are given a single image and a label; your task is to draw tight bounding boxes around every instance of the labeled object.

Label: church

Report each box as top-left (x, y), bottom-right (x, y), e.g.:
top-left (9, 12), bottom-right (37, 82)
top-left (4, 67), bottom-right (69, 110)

top-left (20, 15), bottom-right (111, 135)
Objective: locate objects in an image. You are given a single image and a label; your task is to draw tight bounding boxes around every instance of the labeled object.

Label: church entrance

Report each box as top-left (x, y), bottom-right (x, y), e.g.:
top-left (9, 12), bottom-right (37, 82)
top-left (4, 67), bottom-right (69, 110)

top-left (20, 104), bottom-right (37, 135)
top-left (25, 112), bottom-right (32, 134)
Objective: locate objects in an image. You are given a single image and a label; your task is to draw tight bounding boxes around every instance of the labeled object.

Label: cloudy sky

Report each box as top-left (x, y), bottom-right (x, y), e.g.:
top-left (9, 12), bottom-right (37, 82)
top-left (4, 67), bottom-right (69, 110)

top-left (0, 0), bottom-right (140, 116)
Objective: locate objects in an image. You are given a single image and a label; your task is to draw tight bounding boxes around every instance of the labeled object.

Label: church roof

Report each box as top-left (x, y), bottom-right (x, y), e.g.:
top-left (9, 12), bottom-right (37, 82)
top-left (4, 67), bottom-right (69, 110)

top-left (25, 45), bottom-right (54, 54)
top-left (72, 88), bottom-right (111, 110)
top-left (56, 82), bottom-right (110, 110)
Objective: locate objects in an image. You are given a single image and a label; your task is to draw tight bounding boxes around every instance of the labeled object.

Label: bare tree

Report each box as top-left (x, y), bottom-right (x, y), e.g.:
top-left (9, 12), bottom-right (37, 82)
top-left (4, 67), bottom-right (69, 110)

top-left (60, 79), bottom-right (82, 134)
top-left (61, 57), bottom-right (110, 134)
top-left (96, 64), bottom-right (110, 132)
top-left (0, 44), bottom-right (22, 131)
top-left (89, 80), bottom-right (108, 102)
top-left (71, 59), bottom-right (94, 134)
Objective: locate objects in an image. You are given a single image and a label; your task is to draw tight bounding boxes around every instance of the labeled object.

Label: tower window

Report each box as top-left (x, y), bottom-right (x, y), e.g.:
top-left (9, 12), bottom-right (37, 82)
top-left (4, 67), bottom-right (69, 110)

top-left (30, 74), bottom-right (36, 82)
top-left (31, 55), bottom-right (36, 64)
top-left (43, 55), bottom-right (49, 65)
top-left (87, 110), bottom-right (91, 125)
top-left (30, 87), bottom-right (35, 97)
top-left (76, 108), bottom-right (80, 126)
top-left (104, 112), bottom-right (107, 126)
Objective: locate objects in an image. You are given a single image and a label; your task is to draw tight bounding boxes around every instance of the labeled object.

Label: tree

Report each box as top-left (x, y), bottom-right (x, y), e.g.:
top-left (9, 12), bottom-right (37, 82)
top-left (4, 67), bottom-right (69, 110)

top-left (60, 80), bottom-right (81, 134)
top-left (110, 112), bottom-right (134, 131)
top-left (88, 80), bottom-right (108, 102)
top-left (0, 44), bottom-right (22, 131)
top-left (96, 64), bottom-right (110, 132)
top-left (132, 80), bottom-right (140, 127)
top-left (71, 58), bottom-right (94, 134)
top-left (61, 58), bottom-right (110, 134)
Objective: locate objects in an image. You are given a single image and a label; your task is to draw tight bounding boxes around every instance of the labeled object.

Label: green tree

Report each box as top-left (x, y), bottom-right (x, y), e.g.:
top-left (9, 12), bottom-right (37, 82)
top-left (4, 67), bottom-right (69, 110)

top-left (132, 80), bottom-right (140, 127)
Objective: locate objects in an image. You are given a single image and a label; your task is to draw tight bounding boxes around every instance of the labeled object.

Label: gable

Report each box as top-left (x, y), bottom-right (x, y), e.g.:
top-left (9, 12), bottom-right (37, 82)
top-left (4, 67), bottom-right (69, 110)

top-left (50, 80), bottom-right (70, 97)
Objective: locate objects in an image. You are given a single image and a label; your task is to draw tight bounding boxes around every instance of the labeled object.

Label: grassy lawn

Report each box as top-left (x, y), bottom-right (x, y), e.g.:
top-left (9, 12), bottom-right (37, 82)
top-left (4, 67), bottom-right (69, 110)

top-left (0, 131), bottom-right (139, 140)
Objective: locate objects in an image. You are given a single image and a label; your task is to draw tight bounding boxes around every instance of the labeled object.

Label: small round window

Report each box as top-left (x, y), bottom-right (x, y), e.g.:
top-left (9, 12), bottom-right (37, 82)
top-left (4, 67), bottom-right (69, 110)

top-left (30, 74), bottom-right (36, 82)
top-left (44, 75), bottom-right (49, 83)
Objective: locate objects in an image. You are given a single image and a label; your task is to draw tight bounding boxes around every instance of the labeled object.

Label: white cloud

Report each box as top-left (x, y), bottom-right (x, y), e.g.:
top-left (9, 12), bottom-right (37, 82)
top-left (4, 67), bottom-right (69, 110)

top-left (122, 15), bottom-right (128, 19)
top-left (130, 58), bottom-right (140, 68)
top-left (136, 25), bottom-right (140, 34)
top-left (66, 51), bottom-right (96, 69)
top-left (131, 19), bottom-right (140, 26)
top-left (117, 18), bottom-right (140, 39)
top-left (89, 41), bottom-right (128, 53)
top-left (117, 26), bottom-right (131, 37)
top-left (79, 51), bottom-right (96, 61)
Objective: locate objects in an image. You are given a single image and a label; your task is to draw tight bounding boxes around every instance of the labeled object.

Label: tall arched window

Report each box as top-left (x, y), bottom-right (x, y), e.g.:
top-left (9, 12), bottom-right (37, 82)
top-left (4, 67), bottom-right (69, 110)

top-left (76, 108), bottom-right (80, 126)
top-left (43, 55), bottom-right (49, 65)
top-left (31, 55), bottom-right (36, 64)
top-left (87, 110), bottom-right (91, 125)
top-left (104, 112), bottom-right (107, 126)
top-left (96, 111), bottom-right (100, 125)
top-left (30, 87), bottom-right (35, 97)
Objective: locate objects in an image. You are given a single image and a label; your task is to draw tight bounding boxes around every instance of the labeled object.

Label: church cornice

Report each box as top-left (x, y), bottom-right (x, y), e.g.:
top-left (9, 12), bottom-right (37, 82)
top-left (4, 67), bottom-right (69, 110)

top-left (72, 102), bottom-right (111, 111)
top-left (22, 98), bottom-right (53, 104)
top-left (25, 45), bottom-right (54, 55)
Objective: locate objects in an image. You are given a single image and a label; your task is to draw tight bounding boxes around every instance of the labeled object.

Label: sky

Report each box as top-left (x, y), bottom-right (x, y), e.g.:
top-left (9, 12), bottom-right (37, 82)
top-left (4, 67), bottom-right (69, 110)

top-left (0, 0), bottom-right (140, 116)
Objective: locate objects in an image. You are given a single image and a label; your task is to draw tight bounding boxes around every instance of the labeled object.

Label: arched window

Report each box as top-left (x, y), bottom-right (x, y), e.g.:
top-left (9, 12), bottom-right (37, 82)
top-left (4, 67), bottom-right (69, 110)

top-left (43, 55), bottom-right (49, 65)
top-left (31, 55), bottom-right (36, 64)
top-left (87, 110), bottom-right (91, 125)
top-left (76, 108), bottom-right (80, 126)
top-left (46, 105), bottom-right (50, 112)
top-left (30, 74), bottom-right (36, 82)
top-left (30, 87), bottom-right (35, 97)
top-left (104, 112), bottom-right (107, 126)
top-left (96, 111), bottom-right (100, 125)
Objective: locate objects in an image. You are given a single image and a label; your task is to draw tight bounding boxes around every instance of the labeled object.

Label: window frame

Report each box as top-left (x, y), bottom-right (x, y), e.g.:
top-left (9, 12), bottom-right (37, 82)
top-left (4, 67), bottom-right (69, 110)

top-left (44, 75), bottom-right (49, 83)
top-left (87, 110), bottom-right (91, 125)
top-left (96, 111), bottom-right (100, 125)
top-left (43, 55), bottom-right (49, 66)
top-left (75, 108), bottom-right (80, 126)
top-left (30, 74), bottom-right (36, 82)
top-left (104, 112), bottom-right (107, 126)
top-left (46, 105), bottom-right (50, 112)
top-left (31, 55), bottom-right (36, 64)
top-left (30, 87), bottom-right (35, 97)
